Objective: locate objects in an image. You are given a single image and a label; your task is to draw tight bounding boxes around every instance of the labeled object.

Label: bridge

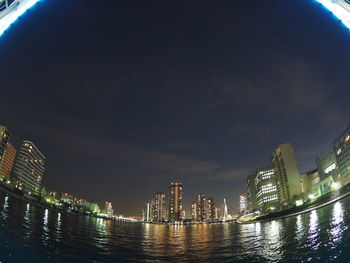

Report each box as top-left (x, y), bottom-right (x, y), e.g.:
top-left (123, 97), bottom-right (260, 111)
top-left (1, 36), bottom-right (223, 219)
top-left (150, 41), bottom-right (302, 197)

top-left (0, 0), bottom-right (40, 36)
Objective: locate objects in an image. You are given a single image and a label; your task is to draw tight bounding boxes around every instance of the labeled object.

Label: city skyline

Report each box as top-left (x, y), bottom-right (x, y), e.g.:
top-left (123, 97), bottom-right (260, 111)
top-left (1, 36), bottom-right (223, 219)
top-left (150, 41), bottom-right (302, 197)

top-left (1, 0), bottom-right (350, 216)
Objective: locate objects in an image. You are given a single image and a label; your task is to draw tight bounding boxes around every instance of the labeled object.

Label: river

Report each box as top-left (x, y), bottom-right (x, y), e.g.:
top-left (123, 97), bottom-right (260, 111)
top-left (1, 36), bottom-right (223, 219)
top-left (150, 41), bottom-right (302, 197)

top-left (0, 189), bottom-right (349, 262)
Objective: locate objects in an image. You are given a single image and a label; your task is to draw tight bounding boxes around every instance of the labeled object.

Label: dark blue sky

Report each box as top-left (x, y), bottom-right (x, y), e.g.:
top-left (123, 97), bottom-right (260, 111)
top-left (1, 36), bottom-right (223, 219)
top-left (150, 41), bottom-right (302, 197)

top-left (0, 0), bottom-right (349, 216)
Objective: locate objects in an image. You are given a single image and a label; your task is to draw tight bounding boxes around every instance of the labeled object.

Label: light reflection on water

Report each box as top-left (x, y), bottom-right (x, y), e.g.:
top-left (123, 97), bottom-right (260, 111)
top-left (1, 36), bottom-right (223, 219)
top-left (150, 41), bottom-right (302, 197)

top-left (329, 202), bottom-right (346, 246)
top-left (1, 192), bottom-right (350, 262)
top-left (308, 210), bottom-right (320, 251)
top-left (42, 209), bottom-right (50, 246)
top-left (24, 203), bottom-right (31, 240)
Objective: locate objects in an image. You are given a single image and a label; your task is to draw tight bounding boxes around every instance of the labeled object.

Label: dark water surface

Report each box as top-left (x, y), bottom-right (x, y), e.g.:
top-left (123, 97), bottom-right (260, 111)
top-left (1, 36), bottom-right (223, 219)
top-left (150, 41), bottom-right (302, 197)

top-left (0, 190), bottom-right (350, 263)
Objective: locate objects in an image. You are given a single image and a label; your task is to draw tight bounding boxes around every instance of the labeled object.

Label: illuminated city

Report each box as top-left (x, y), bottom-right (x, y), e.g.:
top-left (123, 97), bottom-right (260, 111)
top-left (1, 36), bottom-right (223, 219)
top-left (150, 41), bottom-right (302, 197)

top-left (1, 0), bottom-right (350, 262)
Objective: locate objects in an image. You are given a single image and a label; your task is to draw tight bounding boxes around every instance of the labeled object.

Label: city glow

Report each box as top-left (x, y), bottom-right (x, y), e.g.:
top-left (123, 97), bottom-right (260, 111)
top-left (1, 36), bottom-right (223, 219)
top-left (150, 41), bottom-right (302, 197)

top-left (314, 0), bottom-right (350, 30)
top-left (0, 0), bottom-right (41, 37)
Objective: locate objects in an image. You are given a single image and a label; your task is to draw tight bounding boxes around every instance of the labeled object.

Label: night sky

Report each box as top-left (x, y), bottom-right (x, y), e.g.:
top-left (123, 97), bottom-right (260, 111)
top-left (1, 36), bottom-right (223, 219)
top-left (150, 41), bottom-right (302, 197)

top-left (1, 0), bottom-right (349, 216)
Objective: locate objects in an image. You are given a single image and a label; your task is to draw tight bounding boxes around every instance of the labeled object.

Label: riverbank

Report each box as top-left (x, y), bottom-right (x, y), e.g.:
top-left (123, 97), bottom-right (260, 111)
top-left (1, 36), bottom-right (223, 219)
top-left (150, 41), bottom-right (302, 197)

top-left (238, 183), bottom-right (350, 224)
top-left (0, 181), bottom-right (137, 223)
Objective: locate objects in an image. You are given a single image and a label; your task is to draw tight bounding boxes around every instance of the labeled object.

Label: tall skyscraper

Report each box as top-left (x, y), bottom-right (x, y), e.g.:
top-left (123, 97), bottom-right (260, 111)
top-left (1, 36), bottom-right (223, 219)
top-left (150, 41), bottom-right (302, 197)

top-left (0, 126), bottom-right (10, 165)
top-left (195, 193), bottom-right (206, 221)
top-left (272, 143), bottom-right (302, 205)
top-left (153, 192), bottom-right (166, 222)
top-left (0, 143), bottom-right (16, 181)
top-left (206, 197), bottom-right (215, 220)
top-left (168, 181), bottom-right (183, 221)
top-left (12, 140), bottom-right (45, 195)
top-left (334, 126), bottom-right (350, 185)
top-left (255, 164), bottom-right (278, 212)
top-left (239, 193), bottom-right (248, 214)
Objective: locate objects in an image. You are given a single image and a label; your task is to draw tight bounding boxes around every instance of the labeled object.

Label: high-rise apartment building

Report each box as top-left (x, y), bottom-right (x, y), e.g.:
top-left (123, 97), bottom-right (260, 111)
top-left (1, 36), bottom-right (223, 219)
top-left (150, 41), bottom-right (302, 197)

top-left (153, 192), bottom-right (166, 222)
top-left (191, 201), bottom-right (197, 220)
top-left (0, 143), bottom-right (16, 181)
top-left (12, 140), bottom-right (45, 195)
top-left (195, 193), bottom-right (206, 221)
top-left (206, 197), bottom-right (215, 220)
top-left (272, 143), bottom-right (302, 205)
top-left (168, 181), bottom-right (183, 221)
top-left (333, 126), bottom-right (350, 185)
top-left (255, 164), bottom-right (278, 212)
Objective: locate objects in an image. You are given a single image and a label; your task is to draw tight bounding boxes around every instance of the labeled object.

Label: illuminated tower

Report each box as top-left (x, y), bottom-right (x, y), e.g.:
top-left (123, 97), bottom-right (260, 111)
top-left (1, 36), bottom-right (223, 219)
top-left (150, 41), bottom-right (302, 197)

top-left (168, 181), bottom-right (183, 222)
top-left (153, 192), bottom-right (166, 222)
top-left (206, 197), bottom-right (215, 221)
top-left (255, 164), bottom-right (278, 212)
top-left (239, 193), bottom-right (248, 214)
top-left (12, 140), bottom-right (45, 195)
top-left (195, 193), bottom-right (206, 221)
top-left (0, 143), bottom-right (16, 181)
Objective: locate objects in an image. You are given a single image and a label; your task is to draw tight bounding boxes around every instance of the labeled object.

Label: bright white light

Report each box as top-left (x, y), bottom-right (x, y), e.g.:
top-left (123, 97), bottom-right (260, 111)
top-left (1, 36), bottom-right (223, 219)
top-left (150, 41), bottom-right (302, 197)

top-left (309, 194), bottom-right (315, 200)
top-left (324, 163), bottom-right (336, 174)
top-left (314, 0), bottom-right (350, 30)
top-left (0, 0), bottom-right (41, 37)
top-left (332, 182), bottom-right (341, 190)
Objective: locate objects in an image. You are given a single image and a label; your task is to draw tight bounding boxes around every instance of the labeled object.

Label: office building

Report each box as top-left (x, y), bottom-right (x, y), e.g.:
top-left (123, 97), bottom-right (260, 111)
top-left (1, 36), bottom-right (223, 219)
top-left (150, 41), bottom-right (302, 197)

top-left (316, 148), bottom-right (338, 181)
top-left (0, 143), bottom-right (16, 181)
top-left (272, 143), bottom-right (302, 205)
top-left (168, 181), bottom-right (183, 221)
top-left (12, 140), bottom-right (45, 195)
top-left (247, 174), bottom-right (258, 212)
top-left (255, 164), bottom-right (278, 212)
top-left (333, 126), bottom-right (350, 185)
top-left (206, 197), bottom-right (215, 220)
top-left (300, 169), bottom-right (320, 197)
top-left (153, 192), bottom-right (166, 222)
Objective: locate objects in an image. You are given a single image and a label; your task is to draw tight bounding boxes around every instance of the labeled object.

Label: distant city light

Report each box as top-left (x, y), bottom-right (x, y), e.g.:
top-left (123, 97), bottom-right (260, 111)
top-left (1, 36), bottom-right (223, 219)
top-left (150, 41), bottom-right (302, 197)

top-left (314, 0), bottom-right (350, 30)
top-left (0, 0), bottom-right (41, 37)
